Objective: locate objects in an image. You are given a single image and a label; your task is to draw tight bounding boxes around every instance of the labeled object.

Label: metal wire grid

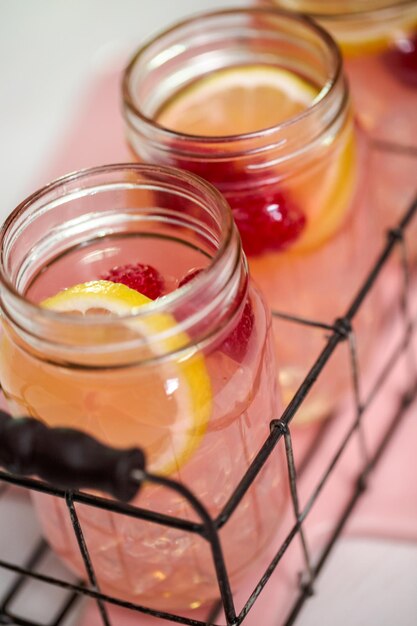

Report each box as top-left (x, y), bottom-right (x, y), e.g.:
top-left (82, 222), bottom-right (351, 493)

top-left (0, 195), bottom-right (416, 626)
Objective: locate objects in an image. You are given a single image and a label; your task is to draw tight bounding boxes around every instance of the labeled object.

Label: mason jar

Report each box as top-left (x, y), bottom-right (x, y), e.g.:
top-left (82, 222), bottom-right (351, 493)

top-left (0, 164), bottom-right (286, 610)
top-left (122, 8), bottom-right (379, 423)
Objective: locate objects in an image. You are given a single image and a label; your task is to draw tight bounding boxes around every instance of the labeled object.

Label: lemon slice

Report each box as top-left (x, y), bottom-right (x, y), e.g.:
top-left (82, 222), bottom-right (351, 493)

top-left (288, 125), bottom-right (357, 254)
top-left (41, 280), bottom-right (151, 314)
top-left (28, 280), bottom-right (213, 475)
top-left (157, 64), bottom-right (319, 136)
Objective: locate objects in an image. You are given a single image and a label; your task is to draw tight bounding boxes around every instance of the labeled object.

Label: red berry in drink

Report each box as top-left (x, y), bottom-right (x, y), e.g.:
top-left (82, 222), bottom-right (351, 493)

top-left (178, 268), bottom-right (254, 361)
top-left (221, 299), bottom-right (255, 362)
top-left (227, 189), bottom-right (306, 257)
top-left (102, 263), bottom-right (164, 300)
top-left (170, 153), bottom-right (305, 256)
top-left (384, 33), bottom-right (417, 87)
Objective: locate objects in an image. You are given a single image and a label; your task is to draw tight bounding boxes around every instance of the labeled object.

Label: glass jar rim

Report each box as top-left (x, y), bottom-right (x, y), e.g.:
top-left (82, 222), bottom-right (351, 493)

top-left (275, 0), bottom-right (417, 20)
top-left (122, 6), bottom-right (343, 144)
top-left (0, 162), bottom-right (235, 327)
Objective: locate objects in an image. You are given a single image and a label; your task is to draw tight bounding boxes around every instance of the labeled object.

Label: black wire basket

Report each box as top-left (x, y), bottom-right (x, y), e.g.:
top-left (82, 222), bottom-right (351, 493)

top-left (0, 189), bottom-right (416, 626)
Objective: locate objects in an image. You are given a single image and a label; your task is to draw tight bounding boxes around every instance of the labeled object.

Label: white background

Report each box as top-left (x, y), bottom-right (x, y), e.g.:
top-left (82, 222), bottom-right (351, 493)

top-left (0, 2), bottom-right (416, 625)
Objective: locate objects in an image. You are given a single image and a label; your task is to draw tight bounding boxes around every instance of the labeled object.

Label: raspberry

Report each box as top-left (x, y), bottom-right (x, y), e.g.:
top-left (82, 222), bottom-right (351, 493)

top-left (228, 189), bottom-right (306, 257)
top-left (170, 154), bottom-right (305, 257)
top-left (170, 156), bottom-right (306, 258)
top-left (384, 33), bottom-right (417, 87)
top-left (102, 263), bottom-right (164, 300)
top-left (178, 268), bottom-right (254, 361)
top-left (221, 299), bottom-right (255, 362)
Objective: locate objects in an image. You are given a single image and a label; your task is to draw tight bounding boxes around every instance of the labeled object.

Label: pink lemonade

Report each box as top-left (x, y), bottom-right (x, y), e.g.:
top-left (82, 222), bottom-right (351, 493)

top-left (0, 165), bottom-right (287, 610)
top-left (123, 8), bottom-right (380, 422)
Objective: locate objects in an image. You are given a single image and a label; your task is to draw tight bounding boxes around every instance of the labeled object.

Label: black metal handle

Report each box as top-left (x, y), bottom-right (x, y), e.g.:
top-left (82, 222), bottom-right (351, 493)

top-left (0, 410), bottom-right (146, 502)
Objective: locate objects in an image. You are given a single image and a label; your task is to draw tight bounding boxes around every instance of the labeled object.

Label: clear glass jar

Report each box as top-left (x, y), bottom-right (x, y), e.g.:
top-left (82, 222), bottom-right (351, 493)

top-left (0, 164), bottom-right (286, 610)
top-left (122, 8), bottom-right (379, 423)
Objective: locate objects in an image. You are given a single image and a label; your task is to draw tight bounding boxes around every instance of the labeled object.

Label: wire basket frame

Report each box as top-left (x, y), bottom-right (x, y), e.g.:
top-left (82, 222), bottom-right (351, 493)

top-left (0, 194), bottom-right (416, 626)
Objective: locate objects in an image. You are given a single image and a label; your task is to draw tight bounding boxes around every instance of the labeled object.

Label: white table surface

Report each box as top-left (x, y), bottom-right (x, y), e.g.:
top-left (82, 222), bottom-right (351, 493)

top-left (0, 2), bottom-right (416, 625)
